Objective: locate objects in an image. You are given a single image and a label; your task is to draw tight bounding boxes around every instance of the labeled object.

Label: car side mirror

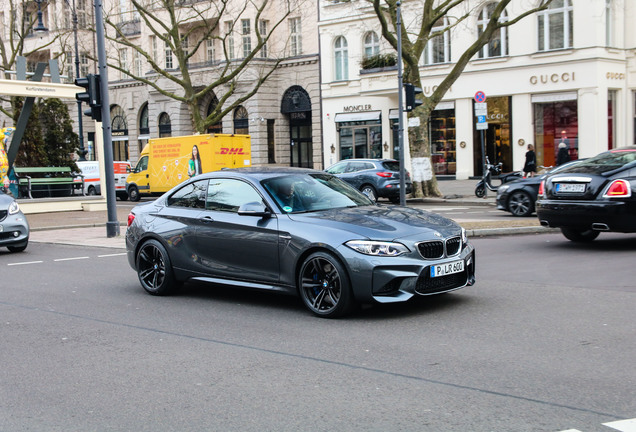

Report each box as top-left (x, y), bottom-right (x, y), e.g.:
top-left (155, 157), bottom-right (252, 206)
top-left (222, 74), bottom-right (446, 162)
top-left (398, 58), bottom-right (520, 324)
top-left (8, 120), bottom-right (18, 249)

top-left (238, 201), bottom-right (271, 217)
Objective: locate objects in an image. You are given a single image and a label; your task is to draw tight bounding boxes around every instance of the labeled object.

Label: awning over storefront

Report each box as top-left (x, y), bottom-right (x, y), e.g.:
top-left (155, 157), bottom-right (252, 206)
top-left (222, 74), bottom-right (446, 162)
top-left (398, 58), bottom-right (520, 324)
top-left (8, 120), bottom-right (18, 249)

top-left (334, 111), bottom-right (381, 122)
top-left (531, 92), bottom-right (577, 103)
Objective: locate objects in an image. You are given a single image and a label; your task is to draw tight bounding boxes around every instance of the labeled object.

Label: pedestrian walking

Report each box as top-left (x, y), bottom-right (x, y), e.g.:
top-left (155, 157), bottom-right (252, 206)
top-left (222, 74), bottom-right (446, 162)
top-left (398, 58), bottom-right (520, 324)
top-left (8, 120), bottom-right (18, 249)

top-left (523, 144), bottom-right (537, 178)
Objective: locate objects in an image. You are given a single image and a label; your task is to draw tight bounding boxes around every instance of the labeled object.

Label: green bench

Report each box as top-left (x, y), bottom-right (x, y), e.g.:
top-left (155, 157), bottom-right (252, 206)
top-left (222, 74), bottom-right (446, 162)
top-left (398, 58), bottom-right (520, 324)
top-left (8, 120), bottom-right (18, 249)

top-left (13, 166), bottom-right (85, 199)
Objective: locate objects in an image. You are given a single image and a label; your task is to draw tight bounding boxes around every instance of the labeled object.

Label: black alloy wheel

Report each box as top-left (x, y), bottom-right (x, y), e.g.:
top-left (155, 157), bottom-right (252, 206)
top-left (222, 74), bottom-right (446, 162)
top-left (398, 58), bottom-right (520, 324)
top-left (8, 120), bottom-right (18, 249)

top-left (299, 251), bottom-right (353, 318)
top-left (360, 185), bottom-right (378, 202)
top-left (128, 184), bottom-right (140, 202)
top-left (508, 190), bottom-right (534, 217)
top-left (560, 227), bottom-right (600, 243)
top-left (136, 239), bottom-right (177, 295)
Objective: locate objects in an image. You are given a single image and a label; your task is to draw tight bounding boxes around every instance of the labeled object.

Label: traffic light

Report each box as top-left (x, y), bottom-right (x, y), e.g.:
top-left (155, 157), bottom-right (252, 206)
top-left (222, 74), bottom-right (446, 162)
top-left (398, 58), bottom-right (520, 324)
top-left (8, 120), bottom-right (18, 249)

top-left (75, 74), bottom-right (102, 122)
top-left (404, 83), bottom-right (423, 112)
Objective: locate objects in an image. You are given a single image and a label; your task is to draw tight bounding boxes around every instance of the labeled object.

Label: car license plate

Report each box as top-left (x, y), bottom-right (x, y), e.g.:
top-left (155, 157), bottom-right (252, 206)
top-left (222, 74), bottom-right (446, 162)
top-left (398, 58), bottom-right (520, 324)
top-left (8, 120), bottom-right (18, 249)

top-left (556, 183), bottom-right (585, 193)
top-left (430, 260), bottom-right (464, 278)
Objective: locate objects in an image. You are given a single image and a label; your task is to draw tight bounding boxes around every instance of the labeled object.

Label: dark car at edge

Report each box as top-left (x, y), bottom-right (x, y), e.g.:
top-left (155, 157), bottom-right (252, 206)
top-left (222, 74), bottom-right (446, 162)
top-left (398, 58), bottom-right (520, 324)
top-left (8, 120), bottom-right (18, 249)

top-left (125, 167), bottom-right (475, 317)
top-left (536, 146), bottom-right (636, 242)
top-left (496, 160), bottom-right (584, 217)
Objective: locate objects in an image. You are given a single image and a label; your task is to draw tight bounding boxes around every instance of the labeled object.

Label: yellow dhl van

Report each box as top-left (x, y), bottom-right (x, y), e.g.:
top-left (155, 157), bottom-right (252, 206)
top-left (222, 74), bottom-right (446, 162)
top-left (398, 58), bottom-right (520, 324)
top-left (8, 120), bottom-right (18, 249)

top-left (126, 134), bottom-right (251, 201)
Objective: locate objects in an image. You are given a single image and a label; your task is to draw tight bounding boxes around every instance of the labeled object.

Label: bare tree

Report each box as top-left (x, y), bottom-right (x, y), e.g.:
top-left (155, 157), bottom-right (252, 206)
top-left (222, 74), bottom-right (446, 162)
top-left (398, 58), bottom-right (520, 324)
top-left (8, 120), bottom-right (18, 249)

top-left (0, 0), bottom-right (65, 119)
top-left (103, 0), bottom-right (306, 133)
top-left (371, 0), bottom-right (552, 197)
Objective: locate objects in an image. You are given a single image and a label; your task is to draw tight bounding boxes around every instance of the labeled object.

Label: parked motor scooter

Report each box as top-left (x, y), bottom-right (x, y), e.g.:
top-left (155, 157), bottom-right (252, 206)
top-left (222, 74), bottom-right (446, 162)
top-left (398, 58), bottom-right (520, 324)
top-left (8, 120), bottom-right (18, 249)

top-left (475, 157), bottom-right (522, 198)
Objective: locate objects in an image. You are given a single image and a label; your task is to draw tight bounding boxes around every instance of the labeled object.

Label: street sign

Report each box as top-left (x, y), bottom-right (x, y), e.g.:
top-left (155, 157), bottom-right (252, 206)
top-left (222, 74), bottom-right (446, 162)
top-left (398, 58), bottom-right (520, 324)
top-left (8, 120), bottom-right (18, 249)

top-left (477, 122), bottom-right (488, 130)
top-left (474, 91), bottom-right (486, 103)
top-left (477, 115), bottom-right (486, 123)
top-left (475, 108), bottom-right (487, 116)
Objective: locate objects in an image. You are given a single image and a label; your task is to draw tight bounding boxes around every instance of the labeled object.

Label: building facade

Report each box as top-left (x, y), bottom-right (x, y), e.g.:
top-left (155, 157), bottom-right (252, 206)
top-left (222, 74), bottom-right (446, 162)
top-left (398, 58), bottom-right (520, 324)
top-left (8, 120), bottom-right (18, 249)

top-left (318, 0), bottom-right (636, 178)
top-left (2, 0), bottom-right (322, 169)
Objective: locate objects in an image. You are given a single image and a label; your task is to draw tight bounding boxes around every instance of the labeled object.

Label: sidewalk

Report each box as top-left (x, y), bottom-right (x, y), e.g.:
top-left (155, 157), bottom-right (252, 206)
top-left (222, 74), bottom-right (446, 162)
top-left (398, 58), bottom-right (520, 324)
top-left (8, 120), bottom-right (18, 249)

top-left (24, 179), bottom-right (548, 249)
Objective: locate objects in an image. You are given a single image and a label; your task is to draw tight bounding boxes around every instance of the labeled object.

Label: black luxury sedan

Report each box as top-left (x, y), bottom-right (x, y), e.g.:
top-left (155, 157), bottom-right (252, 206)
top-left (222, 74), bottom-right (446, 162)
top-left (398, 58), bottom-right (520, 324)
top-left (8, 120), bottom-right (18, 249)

top-left (325, 158), bottom-right (412, 203)
top-left (125, 167), bottom-right (475, 318)
top-left (496, 160), bottom-right (584, 217)
top-left (536, 146), bottom-right (636, 242)
top-left (0, 189), bottom-right (29, 252)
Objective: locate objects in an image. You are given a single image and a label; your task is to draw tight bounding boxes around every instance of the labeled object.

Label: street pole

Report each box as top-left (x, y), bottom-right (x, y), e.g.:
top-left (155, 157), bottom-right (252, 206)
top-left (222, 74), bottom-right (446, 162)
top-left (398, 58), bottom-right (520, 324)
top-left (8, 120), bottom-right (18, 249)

top-left (70, 0), bottom-right (86, 160)
top-left (93, 0), bottom-right (119, 237)
top-left (397, 1), bottom-right (406, 206)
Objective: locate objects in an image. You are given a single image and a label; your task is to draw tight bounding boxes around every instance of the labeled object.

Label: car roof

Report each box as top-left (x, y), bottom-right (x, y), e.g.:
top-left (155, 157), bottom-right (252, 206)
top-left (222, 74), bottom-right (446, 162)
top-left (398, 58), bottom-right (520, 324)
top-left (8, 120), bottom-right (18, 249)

top-left (206, 166), bottom-right (322, 181)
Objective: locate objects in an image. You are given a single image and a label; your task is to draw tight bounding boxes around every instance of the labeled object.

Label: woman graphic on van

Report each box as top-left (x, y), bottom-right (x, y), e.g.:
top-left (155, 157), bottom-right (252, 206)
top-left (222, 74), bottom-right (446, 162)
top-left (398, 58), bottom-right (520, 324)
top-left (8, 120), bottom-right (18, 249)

top-left (188, 145), bottom-right (202, 177)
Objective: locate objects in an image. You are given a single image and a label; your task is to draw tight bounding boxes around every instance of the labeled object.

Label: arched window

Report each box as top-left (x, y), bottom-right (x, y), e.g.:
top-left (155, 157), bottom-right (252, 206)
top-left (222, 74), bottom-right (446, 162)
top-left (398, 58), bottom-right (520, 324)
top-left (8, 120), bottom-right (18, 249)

top-left (334, 36), bottom-right (348, 81)
top-left (423, 17), bottom-right (450, 65)
top-left (139, 104), bottom-right (149, 136)
top-left (477, 3), bottom-right (508, 58)
top-left (538, 0), bottom-right (573, 51)
top-left (111, 105), bottom-right (129, 161)
top-left (207, 97), bottom-right (223, 134)
top-left (363, 31), bottom-right (379, 58)
top-left (159, 112), bottom-right (172, 138)
top-left (233, 106), bottom-right (249, 135)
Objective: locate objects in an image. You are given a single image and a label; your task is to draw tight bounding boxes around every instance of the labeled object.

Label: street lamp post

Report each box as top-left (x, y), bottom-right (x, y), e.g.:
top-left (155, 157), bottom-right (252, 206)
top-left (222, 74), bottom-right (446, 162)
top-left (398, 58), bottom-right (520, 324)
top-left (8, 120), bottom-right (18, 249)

top-left (33, 0), bottom-right (48, 33)
top-left (66, 0), bottom-right (86, 160)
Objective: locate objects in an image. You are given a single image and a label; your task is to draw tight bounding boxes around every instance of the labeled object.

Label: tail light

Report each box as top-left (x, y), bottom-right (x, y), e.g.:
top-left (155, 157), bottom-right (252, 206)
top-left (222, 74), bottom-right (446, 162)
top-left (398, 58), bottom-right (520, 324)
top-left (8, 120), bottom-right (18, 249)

top-left (376, 172), bottom-right (393, 178)
top-left (538, 180), bottom-right (545, 197)
top-left (603, 179), bottom-right (632, 198)
top-left (127, 212), bottom-right (136, 227)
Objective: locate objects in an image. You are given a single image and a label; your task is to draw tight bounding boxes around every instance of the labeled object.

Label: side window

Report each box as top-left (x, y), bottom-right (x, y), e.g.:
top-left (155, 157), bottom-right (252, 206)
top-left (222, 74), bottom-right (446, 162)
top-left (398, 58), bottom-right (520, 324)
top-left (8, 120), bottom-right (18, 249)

top-left (167, 180), bottom-right (207, 208)
top-left (134, 155), bottom-right (148, 173)
top-left (326, 162), bottom-right (347, 175)
top-left (347, 162), bottom-right (365, 172)
top-left (363, 162), bottom-right (375, 170)
top-left (207, 179), bottom-right (262, 212)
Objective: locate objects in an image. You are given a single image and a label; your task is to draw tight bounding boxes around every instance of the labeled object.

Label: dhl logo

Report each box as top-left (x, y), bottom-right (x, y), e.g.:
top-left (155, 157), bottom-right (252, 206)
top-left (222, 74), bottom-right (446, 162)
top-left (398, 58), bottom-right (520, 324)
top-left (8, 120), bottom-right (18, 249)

top-left (219, 148), bottom-right (246, 155)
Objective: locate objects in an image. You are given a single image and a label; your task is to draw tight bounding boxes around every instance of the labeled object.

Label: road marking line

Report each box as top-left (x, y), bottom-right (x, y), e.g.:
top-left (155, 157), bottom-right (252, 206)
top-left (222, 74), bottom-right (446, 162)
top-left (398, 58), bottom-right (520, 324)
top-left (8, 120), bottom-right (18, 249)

top-left (98, 253), bottom-right (127, 258)
top-left (604, 418), bottom-right (636, 432)
top-left (7, 261), bottom-right (43, 266)
top-left (54, 256), bottom-right (90, 262)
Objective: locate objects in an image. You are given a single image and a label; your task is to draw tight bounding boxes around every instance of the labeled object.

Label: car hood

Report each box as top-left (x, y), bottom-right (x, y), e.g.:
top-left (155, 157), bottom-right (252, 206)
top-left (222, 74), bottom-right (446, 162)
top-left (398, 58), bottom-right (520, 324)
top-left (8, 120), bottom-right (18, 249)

top-left (288, 205), bottom-right (461, 241)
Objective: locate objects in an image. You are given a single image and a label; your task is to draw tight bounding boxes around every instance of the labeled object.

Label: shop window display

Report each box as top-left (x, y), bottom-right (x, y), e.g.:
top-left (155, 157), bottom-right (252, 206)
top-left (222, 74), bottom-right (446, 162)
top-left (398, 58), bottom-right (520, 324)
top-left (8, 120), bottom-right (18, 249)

top-left (431, 109), bottom-right (456, 176)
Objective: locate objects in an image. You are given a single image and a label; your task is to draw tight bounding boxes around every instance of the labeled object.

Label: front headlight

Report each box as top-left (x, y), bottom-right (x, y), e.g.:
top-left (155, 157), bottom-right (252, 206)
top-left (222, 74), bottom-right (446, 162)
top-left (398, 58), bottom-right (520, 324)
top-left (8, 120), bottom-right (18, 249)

top-left (497, 185), bottom-right (510, 195)
top-left (462, 227), bottom-right (468, 245)
top-left (345, 240), bottom-right (409, 257)
top-left (8, 200), bottom-right (20, 215)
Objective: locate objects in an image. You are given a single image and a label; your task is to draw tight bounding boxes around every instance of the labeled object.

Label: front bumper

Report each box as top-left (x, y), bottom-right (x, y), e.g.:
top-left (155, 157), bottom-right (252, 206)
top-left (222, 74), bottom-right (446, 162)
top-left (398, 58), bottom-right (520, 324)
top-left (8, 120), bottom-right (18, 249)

top-left (339, 243), bottom-right (476, 304)
top-left (0, 213), bottom-right (30, 248)
top-left (536, 199), bottom-right (636, 232)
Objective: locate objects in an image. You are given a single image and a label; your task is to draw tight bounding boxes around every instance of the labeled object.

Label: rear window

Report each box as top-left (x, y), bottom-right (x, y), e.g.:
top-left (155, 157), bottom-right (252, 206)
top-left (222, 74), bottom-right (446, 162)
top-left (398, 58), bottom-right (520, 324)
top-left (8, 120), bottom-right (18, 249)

top-left (559, 150), bottom-right (636, 175)
top-left (381, 161), bottom-right (400, 171)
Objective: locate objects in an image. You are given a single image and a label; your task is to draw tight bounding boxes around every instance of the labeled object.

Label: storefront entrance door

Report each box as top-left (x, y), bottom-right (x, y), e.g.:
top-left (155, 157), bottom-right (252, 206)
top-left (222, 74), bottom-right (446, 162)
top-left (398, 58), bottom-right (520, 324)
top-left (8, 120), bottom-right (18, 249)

top-left (290, 121), bottom-right (312, 168)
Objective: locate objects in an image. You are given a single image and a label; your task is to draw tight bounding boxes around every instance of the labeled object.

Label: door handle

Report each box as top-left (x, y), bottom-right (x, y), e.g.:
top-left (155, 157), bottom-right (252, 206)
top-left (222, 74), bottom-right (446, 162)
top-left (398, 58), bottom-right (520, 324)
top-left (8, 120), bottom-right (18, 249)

top-left (201, 215), bottom-right (214, 223)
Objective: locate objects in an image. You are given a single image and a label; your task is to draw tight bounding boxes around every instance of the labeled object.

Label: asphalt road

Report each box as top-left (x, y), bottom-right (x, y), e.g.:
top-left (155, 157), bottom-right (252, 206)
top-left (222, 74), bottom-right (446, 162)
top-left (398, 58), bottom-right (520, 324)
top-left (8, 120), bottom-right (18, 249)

top-left (1, 233), bottom-right (635, 431)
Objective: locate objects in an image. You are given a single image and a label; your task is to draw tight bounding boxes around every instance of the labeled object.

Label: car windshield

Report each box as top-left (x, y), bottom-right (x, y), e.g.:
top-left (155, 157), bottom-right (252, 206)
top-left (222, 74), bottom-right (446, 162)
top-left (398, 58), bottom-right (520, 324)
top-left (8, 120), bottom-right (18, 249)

top-left (558, 150), bottom-right (636, 175)
top-left (261, 173), bottom-right (373, 213)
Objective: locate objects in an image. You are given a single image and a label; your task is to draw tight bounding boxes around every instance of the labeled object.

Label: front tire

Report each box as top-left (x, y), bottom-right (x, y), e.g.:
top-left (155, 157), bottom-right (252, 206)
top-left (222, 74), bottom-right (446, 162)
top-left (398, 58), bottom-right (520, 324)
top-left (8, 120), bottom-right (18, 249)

top-left (87, 186), bottom-right (97, 196)
top-left (475, 184), bottom-right (486, 198)
top-left (508, 190), bottom-right (534, 217)
top-left (128, 184), bottom-right (140, 202)
top-left (136, 239), bottom-right (178, 295)
top-left (360, 185), bottom-right (377, 202)
top-left (560, 227), bottom-right (600, 243)
top-left (298, 251), bottom-right (354, 318)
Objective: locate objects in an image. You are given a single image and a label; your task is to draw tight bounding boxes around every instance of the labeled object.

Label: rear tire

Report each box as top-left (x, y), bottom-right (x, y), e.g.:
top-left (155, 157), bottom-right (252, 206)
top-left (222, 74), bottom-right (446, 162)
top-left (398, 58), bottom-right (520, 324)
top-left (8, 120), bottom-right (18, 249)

top-left (360, 185), bottom-right (377, 202)
top-left (136, 239), bottom-right (178, 295)
top-left (298, 251), bottom-right (354, 318)
top-left (560, 228), bottom-right (600, 243)
top-left (87, 186), bottom-right (97, 196)
top-left (129, 184), bottom-right (140, 202)
top-left (508, 190), bottom-right (534, 217)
